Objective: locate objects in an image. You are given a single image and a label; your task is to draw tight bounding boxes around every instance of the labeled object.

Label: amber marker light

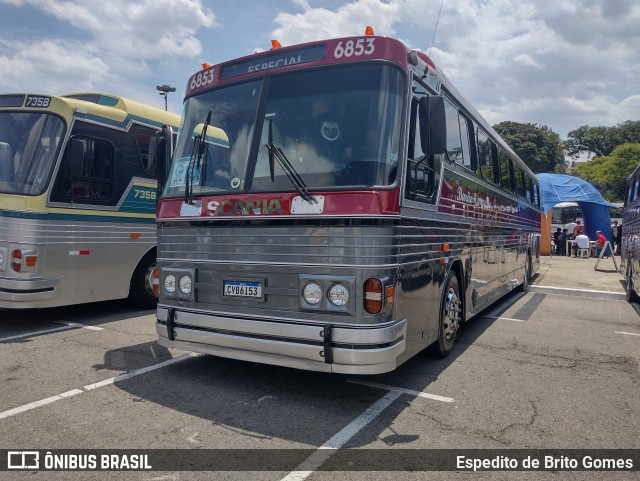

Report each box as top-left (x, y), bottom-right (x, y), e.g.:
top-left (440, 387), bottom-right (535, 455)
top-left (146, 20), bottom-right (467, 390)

top-left (271, 40), bottom-right (282, 49)
top-left (386, 285), bottom-right (395, 305)
top-left (365, 26), bottom-right (375, 35)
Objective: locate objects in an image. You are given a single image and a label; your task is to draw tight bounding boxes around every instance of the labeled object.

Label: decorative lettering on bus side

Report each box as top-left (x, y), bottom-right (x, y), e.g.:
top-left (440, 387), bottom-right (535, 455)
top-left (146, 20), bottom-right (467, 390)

top-left (206, 199), bottom-right (284, 216)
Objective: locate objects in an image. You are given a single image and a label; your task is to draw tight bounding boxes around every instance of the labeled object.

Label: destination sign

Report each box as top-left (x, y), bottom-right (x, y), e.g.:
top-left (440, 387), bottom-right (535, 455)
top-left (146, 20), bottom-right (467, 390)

top-left (220, 44), bottom-right (326, 79)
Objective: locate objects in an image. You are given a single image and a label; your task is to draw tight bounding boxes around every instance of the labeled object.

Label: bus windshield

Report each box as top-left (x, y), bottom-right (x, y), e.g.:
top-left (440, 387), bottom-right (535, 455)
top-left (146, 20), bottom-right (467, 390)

top-left (163, 64), bottom-right (404, 198)
top-left (0, 112), bottom-right (65, 195)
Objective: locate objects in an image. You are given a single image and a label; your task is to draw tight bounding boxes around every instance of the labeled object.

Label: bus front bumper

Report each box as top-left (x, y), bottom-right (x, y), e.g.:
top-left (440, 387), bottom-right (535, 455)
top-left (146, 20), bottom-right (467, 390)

top-left (0, 276), bottom-right (58, 307)
top-left (156, 307), bottom-right (407, 375)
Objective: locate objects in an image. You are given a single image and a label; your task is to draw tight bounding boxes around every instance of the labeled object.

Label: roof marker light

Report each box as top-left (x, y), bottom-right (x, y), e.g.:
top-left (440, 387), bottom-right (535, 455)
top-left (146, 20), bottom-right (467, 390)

top-left (202, 63), bottom-right (211, 69)
top-left (365, 26), bottom-right (375, 35)
top-left (271, 40), bottom-right (282, 49)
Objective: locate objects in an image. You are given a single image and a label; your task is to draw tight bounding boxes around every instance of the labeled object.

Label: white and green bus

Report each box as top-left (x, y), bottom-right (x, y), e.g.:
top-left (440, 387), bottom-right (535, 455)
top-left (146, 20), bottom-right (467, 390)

top-left (0, 93), bottom-right (180, 309)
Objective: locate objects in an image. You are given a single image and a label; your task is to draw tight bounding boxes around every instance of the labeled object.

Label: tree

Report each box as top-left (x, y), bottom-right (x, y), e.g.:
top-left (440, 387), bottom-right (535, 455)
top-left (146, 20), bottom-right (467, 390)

top-left (493, 121), bottom-right (565, 174)
top-left (575, 143), bottom-right (640, 202)
top-left (565, 120), bottom-right (640, 159)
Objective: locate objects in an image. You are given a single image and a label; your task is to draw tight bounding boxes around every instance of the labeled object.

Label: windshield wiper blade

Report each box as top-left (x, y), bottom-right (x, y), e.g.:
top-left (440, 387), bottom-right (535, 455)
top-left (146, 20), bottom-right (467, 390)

top-left (184, 110), bottom-right (212, 204)
top-left (265, 142), bottom-right (316, 204)
top-left (264, 118), bottom-right (315, 204)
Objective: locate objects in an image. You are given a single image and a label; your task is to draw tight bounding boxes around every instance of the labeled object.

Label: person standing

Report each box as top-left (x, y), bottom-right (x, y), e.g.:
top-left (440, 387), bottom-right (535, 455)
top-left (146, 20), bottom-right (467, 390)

top-left (564, 219), bottom-right (577, 238)
top-left (573, 220), bottom-right (584, 238)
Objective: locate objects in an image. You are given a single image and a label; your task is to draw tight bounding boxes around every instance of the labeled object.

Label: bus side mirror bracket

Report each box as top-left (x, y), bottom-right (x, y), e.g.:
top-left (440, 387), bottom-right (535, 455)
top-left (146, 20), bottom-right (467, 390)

top-left (419, 96), bottom-right (446, 155)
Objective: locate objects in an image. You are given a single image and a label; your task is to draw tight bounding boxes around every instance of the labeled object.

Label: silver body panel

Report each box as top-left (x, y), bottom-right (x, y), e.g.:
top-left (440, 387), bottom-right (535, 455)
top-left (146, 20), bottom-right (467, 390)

top-left (0, 214), bottom-right (155, 308)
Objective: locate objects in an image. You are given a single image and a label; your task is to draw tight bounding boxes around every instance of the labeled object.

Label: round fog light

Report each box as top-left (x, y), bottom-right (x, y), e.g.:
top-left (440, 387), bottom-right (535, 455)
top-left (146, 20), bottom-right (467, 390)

top-left (179, 275), bottom-right (192, 295)
top-left (164, 274), bottom-right (176, 294)
top-left (303, 282), bottom-right (322, 305)
top-left (328, 284), bottom-right (349, 306)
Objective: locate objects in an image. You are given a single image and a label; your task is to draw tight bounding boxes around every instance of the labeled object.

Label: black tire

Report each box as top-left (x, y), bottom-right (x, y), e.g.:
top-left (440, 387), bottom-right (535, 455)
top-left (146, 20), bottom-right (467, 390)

top-left (625, 264), bottom-right (640, 303)
top-left (516, 253), bottom-right (531, 293)
top-left (128, 251), bottom-right (158, 309)
top-left (434, 273), bottom-right (462, 357)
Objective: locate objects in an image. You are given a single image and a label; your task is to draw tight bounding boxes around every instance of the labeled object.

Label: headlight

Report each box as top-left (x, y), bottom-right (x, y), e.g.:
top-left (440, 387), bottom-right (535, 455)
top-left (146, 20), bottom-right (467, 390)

top-left (328, 283), bottom-right (349, 306)
top-left (178, 275), bottom-right (192, 295)
top-left (164, 274), bottom-right (176, 294)
top-left (302, 282), bottom-right (322, 305)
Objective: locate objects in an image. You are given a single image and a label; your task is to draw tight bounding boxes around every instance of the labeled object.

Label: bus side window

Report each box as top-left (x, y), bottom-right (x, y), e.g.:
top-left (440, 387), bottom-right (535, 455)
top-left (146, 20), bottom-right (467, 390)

top-left (458, 113), bottom-right (472, 170)
top-left (405, 96), bottom-right (435, 203)
top-left (515, 166), bottom-right (525, 198)
top-left (498, 149), bottom-right (513, 192)
top-left (476, 128), bottom-right (493, 182)
top-left (444, 98), bottom-right (464, 165)
top-left (58, 135), bottom-right (114, 203)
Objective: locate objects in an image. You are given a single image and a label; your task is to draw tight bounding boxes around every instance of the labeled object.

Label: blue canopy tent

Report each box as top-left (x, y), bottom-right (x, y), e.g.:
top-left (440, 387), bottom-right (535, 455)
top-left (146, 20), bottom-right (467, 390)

top-left (537, 173), bottom-right (616, 255)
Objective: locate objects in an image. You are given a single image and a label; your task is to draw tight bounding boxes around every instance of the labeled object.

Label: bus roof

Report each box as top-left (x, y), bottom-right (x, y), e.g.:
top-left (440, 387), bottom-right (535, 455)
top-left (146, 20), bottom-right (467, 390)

top-left (0, 92), bottom-right (180, 129)
top-left (62, 92), bottom-right (181, 128)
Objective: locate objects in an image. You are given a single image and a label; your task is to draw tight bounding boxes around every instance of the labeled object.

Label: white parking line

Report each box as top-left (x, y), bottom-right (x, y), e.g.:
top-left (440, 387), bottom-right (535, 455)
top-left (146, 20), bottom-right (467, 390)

top-left (477, 315), bottom-right (526, 323)
top-left (279, 379), bottom-right (454, 481)
top-left (0, 353), bottom-right (200, 421)
top-left (279, 390), bottom-right (403, 481)
top-left (615, 331), bottom-right (640, 337)
top-left (0, 321), bottom-right (103, 342)
top-left (347, 379), bottom-right (455, 403)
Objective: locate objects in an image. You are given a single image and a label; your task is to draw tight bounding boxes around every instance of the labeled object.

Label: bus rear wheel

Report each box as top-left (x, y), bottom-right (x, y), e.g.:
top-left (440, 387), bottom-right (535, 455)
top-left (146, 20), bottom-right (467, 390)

top-left (128, 251), bottom-right (159, 309)
top-left (434, 273), bottom-right (462, 357)
top-left (626, 265), bottom-right (640, 303)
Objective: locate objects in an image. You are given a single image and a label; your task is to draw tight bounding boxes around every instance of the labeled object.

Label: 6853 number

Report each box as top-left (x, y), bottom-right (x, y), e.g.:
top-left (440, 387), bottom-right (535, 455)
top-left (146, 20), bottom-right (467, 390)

top-left (333, 38), bottom-right (376, 59)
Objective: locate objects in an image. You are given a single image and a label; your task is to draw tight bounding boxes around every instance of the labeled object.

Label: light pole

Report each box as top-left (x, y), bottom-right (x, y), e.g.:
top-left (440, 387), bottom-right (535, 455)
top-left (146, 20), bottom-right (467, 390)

top-left (156, 84), bottom-right (176, 111)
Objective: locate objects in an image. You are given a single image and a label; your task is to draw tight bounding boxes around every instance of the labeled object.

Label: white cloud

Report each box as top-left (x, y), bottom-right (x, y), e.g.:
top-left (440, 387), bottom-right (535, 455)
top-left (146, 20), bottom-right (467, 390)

top-left (270, 0), bottom-right (640, 136)
top-left (0, 38), bottom-right (115, 92)
top-left (4, 0), bottom-right (216, 59)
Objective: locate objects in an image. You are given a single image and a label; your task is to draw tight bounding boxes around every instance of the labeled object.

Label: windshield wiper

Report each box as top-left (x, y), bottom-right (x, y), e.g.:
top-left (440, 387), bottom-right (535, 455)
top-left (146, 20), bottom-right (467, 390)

top-left (184, 110), bottom-right (211, 204)
top-left (265, 119), bottom-right (316, 204)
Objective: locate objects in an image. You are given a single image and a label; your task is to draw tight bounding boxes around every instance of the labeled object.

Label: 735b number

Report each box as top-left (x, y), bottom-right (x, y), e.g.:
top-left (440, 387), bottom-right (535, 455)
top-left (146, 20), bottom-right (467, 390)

top-left (25, 96), bottom-right (51, 108)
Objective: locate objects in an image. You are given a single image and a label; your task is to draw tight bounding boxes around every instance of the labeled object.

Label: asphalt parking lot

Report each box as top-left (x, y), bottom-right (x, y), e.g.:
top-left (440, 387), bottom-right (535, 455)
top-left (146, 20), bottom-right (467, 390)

top-left (1, 255), bottom-right (638, 480)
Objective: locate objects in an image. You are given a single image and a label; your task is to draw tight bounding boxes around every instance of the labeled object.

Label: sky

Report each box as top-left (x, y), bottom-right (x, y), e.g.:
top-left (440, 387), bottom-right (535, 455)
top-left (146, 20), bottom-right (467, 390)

top-left (0, 0), bottom-right (638, 138)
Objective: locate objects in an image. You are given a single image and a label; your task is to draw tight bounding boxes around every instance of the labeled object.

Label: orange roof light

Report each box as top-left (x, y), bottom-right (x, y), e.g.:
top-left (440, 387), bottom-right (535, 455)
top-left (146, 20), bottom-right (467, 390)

top-left (365, 26), bottom-right (375, 35)
top-left (271, 40), bottom-right (282, 49)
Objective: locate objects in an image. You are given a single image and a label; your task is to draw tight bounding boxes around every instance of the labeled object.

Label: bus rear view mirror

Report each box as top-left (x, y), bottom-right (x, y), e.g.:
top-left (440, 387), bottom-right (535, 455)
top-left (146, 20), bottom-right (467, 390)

top-left (418, 96), bottom-right (446, 155)
top-left (153, 125), bottom-right (175, 194)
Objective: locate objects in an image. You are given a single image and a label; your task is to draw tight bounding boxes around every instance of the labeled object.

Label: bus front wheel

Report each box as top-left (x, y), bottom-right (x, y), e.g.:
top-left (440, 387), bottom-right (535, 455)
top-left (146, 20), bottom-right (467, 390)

top-left (128, 251), bottom-right (158, 309)
top-left (433, 273), bottom-right (462, 357)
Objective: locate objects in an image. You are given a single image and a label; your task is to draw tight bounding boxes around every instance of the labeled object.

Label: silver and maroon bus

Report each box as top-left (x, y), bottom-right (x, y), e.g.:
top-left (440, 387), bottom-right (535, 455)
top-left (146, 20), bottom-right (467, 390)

top-left (622, 164), bottom-right (640, 303)
top-left (154, 32), bottom-right (542, 374)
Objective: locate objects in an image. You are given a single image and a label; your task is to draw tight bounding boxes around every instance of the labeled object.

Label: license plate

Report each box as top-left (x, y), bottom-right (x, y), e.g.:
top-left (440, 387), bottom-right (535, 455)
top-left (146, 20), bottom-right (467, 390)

top-left (223, 280), bottom-right (262, 298)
